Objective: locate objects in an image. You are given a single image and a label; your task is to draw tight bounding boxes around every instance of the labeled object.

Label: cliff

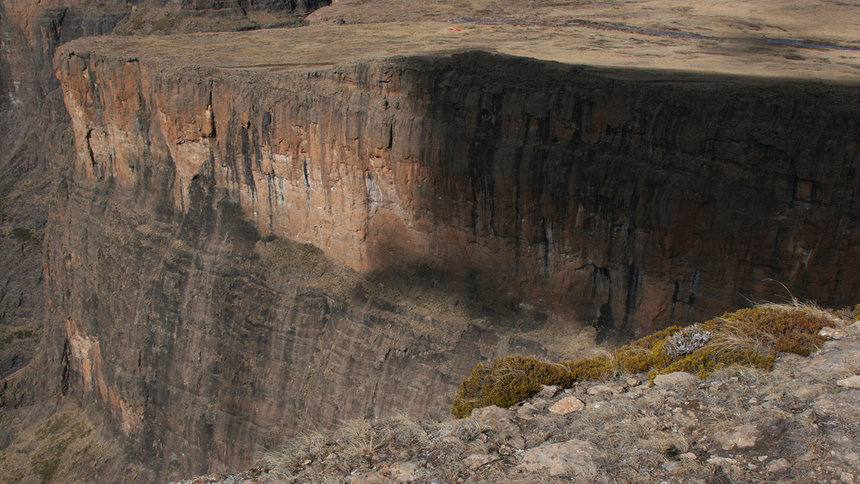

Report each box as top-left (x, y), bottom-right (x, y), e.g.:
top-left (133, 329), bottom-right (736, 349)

top-left (1, 0), bottom-right (859, 481)
top-left (0, 0), bottom-right (329, 388)
top-left (184, 309), bottom-right (860, 483)
top-left (48, 16), bottom-right (860, 479)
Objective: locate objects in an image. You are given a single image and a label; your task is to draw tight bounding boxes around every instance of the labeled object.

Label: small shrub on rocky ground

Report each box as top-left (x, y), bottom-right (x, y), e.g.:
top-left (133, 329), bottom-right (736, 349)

top-left (451, 301), bottom-right (839, 417)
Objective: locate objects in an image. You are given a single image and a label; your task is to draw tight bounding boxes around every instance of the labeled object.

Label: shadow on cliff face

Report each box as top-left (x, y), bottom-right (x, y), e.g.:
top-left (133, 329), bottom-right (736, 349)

top-left (35, 43), bottom-right (860, 481)
top-left (363, 51), bottom-right (860, 341)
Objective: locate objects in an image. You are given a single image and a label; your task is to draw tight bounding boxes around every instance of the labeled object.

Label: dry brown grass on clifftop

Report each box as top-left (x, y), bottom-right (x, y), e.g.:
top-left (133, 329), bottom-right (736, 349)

top-left (451, 301), bottom-right (848, 418)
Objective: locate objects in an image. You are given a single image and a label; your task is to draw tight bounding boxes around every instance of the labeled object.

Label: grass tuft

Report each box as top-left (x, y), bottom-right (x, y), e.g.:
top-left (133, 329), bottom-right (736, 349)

top-left (451, 302), bottom-right (840, 417)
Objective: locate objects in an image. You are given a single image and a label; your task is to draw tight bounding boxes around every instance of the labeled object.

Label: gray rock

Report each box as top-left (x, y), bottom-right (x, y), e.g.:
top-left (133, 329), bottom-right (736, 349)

top-left (653, 371), bottom-right (698, 387)
top-left (548, 397), bottom-right (584, 415)
top-left (820, 326), bottom-right (848, 339)
top-left (471, 405), bottom-right (512, 422)
top-left (587, 382), bottom-right (624, 395)
top-left (766, 458), bottom-right (790, 473)
top-left (836, 375), bottom-right (860, 389)
top-left (537, 385), bottom-right (560, 399)
top-left (814, 394), bottom-right (859, 422)
top-left (516, 402), bottom-right (540, 420)
top-left (518, 439), bottom-right (601, 478)
top-left (714, 424), bottom-right (758, 450)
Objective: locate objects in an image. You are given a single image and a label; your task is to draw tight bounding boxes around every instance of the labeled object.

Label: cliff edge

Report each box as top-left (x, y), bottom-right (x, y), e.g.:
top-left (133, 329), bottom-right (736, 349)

top-left (2, 0), bottom-right (859, 481)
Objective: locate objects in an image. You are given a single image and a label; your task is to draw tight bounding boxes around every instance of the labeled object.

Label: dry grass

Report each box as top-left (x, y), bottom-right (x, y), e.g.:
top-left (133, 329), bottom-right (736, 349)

top-left (257, 414), bottom-right (434, 481)
top-left (710, 315), bottom-right (779, 356)
top-left (59, 0), bottom-right (860, 83)
top-left (453, 300), bottom-right (842, 417)
top-left (756, 298), bottom-right (838, 326)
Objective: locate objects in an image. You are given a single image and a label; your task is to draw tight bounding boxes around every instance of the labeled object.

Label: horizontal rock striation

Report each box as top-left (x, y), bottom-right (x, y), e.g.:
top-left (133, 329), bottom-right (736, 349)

top-left (51, 43), bottom-right (860, 478)
top-left (0, 0), bottom-right (331, 396)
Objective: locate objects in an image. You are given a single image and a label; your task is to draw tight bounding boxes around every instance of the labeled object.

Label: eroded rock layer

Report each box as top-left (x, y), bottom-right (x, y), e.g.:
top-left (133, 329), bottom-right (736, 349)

top-left (49, 44), bottom-right (860, 478)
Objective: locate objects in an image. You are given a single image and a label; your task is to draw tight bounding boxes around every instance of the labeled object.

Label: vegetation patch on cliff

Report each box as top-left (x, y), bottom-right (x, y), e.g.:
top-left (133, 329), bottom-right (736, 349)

top-left (451, 301), bottom-right (845, 418)
top-left (0, 405), bottom-right (130, 484)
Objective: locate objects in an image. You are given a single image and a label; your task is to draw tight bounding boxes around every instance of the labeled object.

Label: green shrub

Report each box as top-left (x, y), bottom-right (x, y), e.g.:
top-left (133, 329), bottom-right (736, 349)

top-left (451, 303), bottom-right (837, 417)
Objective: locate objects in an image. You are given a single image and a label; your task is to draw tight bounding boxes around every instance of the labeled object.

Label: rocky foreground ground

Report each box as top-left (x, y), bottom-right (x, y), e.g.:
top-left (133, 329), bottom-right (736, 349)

top-left (178, 316), bottom-right (859, 483)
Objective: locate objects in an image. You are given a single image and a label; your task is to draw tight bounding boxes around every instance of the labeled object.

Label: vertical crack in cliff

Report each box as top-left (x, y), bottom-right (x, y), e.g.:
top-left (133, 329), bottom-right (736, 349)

top-left (84, 128), bottom-right (96, 170)
top-left (540, 217), bottom-right (551, 278)
top-left (204, 87), bottom-right (216, 139)
top-left (686, 270), bottom-right (700, 321)
top-left (302, 157), bottom-right (311, 189)
top-left (60, 339), bottom-right (71, 395)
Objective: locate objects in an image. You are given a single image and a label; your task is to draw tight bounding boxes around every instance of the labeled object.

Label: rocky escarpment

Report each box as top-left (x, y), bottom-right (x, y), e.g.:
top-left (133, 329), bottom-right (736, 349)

top-left (183, 316), bottom-right (860, 483)
top-left (0, 0), bottom-right (329, 388)
top-left (48, 26), bottom-right (860, 479)
top-left (56, 44), bottom-right (860, 337)
top-left (0, 0), bottom-right (331, 386)
top-left (0, 0), bottom-right (327, 479)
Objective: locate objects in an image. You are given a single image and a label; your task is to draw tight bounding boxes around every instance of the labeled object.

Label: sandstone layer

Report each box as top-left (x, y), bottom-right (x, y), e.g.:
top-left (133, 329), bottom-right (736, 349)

top-left (49, 15), bottom-right (860, 479)
top-left (0, 0), bottom-right (329, 388)
top-left (1, 0), bottom-right (859, 481)
top-left (0, 0), bottom-right (328, 479)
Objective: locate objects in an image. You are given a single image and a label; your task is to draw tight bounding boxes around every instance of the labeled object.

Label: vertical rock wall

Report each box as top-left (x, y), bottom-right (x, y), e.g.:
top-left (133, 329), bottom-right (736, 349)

top-left (48, 47), bottom-right (860, 478)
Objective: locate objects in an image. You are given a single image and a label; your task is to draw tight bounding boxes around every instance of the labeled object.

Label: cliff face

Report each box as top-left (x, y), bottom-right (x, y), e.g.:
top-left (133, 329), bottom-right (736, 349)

top-left (0, 0), bottom-right (120, 392)
top-left (0, 0), bottom-right (330, 388)
top-left (50, 41), bottom-right (860, 478)
top-left (0, 0), bottom-right (328, 478)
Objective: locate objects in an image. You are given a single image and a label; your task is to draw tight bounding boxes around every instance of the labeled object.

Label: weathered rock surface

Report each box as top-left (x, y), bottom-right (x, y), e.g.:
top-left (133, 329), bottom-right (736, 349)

top-left (0, 0), bottom-right (330, 480)
top-left (518, 439), bottom-right (601, 478)
top-left (0, 0), bottom-right (329, 384)
top-left (547, 397), bottom-right (584, 415)
top-left (55, 36), bottom-right (860, 335)
top-left (185, 315), bottom-right (860, 483)
top-left (836, 375), bottom-right (860, 389)
top-left (3, 0), bottom-right (860, 482)
top-left (43, 12), bottom-right (860, 479)
top-left (653, 371), bottom-right (699, 387)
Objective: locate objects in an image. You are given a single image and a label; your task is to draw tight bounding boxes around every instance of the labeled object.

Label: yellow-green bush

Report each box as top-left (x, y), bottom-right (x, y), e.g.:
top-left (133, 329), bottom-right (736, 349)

top-left (451, 355), bottom-right (572, 418)
top-left (451, 303), bottom-right (837, 417)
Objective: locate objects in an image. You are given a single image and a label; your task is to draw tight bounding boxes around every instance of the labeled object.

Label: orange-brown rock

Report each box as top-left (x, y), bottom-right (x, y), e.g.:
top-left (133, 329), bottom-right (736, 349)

top-left (47, 28), bottom-right (860, 479)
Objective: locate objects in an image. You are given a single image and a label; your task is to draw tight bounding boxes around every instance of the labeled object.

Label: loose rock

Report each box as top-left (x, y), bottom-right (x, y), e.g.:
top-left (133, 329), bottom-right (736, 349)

top-left (587, 382), bottom-right (624, 395)
top-left (518, 440), bottom-right (600, 478)
top-left (653, 372), bottom-right (698, 387)
top-left (836, 375), bottom-right (860, 389)
top-left (536, 385), bottom-right (560, 399)
top-left (714, 424), bottom-right (758, 450)
top-left (766, 458), bottom-right (790, 473)
top-left (548, 397), bottom-right (585, 415)
top-left (819, 327), bottom-right (848, 339)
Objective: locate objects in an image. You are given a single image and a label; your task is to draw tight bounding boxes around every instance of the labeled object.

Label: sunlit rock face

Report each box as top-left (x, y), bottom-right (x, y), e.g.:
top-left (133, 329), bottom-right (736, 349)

top-left (50, 43), bottom-right (859, 479)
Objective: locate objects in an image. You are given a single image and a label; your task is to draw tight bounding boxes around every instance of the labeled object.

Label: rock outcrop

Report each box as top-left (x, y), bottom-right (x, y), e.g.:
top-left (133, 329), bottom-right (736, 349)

top-left (47, 23), bottom-right (860, 478)
top-left (0, 0), bottom-right (330, 387)
top-left (181, 318), bottom-right (860, 483)
top-left (55, 37), bottom-right (860, 337)
top-left (2, 0), bottom-right (860, 481)
top-left (0, 0), bottom-right (331, 385)
top-left (0, 0), bottom-right (328, 479)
